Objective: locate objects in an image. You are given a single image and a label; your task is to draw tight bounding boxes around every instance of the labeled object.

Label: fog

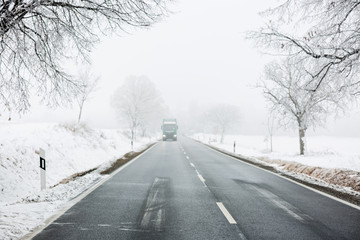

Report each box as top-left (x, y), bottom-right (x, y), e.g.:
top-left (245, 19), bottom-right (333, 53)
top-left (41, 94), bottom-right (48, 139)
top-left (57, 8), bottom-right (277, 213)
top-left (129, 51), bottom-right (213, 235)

top-left (13, 0), bottom-right (360, 137)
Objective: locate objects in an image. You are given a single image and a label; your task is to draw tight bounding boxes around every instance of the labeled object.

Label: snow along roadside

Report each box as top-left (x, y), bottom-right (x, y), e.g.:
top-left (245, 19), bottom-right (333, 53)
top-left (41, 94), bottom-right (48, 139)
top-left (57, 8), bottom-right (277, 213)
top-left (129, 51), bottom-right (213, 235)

top-left (21, 142), bottom-right (157, 240)
top-left (2, 142), bottom-right (157, 240)
top-left (194, 139), bottom-right (360, 207)
top-left (0, 122), bottom-right (157, 240)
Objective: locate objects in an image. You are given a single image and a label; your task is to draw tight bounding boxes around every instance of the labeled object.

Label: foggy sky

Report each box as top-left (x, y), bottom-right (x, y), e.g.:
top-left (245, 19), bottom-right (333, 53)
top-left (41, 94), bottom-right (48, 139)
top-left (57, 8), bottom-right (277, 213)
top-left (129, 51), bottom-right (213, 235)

top-left (12, 0), bottom-right (360, 137)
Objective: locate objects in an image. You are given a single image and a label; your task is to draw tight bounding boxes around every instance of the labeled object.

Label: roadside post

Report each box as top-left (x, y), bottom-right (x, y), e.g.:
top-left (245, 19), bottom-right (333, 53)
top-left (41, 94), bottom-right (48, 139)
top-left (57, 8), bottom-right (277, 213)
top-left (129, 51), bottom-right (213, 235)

top-left (233, 141), bottom-right (236, 153)
top-left (131, 140), bottom-right (133, 151)
top-left (40, 148), bottom-right (46, 190)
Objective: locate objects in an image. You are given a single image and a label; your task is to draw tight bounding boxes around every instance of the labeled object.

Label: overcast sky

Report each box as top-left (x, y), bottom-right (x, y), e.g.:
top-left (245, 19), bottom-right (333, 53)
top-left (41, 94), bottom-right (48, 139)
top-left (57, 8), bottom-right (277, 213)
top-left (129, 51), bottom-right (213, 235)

top-left (13, 0), bottom-right (360, 137)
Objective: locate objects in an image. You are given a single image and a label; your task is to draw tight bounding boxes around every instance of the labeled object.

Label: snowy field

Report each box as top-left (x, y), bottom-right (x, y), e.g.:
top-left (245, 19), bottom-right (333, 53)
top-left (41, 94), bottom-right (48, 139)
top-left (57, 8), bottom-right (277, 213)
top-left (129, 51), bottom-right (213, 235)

top-left (0, 122), bottom-right (154, 240)
top-left (192, 133), bottom-right (360, 193)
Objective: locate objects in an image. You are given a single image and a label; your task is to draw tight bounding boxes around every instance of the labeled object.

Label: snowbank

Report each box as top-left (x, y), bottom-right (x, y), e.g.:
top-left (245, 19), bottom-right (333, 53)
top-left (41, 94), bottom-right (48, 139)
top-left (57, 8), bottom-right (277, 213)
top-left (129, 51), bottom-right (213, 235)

top-left (192, 133), bottom-right (360, 193)
top-left (0, 122), bottom-right (154, 239)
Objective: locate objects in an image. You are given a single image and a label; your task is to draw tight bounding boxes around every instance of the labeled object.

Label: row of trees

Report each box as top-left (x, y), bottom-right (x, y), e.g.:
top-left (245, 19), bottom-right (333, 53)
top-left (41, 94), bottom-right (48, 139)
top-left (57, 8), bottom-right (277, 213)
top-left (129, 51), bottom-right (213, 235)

top-left (178, 102), bottom-right (241, 144)
top-left (250, 0), bottom-right (360, 155)
top-left (110, 75), bottom-right (242, 143)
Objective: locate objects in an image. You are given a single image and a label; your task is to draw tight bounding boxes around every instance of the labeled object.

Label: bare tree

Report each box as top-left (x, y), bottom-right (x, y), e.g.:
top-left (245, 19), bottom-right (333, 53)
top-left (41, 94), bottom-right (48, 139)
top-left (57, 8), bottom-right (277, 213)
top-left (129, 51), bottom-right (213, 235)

top-left (249, 0), bottom-right (360, 95)
top-left (260, 59), bottom-right (348, 155)
top-left (76, 67), bottom-right (99, 123)
top-left (0, 0), bottom-right (169, 115)
top-left (111, 75), bottom-right (167, 141)
top-left (205, 104), bottom-right (240, 144)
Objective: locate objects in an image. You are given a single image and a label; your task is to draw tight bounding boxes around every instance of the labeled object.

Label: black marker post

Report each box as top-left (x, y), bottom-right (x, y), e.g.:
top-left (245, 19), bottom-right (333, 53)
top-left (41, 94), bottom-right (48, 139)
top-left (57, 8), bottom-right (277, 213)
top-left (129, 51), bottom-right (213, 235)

top-left (40, 148), bottom-right (46, 190)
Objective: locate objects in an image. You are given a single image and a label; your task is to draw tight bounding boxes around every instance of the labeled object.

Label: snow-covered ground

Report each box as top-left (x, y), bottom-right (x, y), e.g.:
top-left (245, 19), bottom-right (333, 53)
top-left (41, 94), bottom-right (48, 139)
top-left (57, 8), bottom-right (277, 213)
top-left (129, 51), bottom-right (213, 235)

top-left (192, 133), bottom-right (360, 193)
top-left (0, 122), bottom-right (155, 240)
top-left (2, 125), bottom-right (359, 239)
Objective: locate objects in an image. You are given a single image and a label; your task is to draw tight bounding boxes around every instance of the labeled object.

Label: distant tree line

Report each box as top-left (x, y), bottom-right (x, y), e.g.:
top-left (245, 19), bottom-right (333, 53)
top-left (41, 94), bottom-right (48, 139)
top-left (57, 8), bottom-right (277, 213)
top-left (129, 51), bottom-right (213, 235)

top-left (111, 75), bottom-right (168, 141)
top-left (111, 77), bottom-right (242, 143)
top-left (178, 102), bottom-right (241, 144)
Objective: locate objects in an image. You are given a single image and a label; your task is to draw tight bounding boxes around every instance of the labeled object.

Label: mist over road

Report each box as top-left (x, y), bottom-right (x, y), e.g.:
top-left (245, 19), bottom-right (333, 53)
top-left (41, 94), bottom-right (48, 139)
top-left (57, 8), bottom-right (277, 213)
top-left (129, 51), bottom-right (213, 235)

top-left (33, 138), bottom-right (360, 240)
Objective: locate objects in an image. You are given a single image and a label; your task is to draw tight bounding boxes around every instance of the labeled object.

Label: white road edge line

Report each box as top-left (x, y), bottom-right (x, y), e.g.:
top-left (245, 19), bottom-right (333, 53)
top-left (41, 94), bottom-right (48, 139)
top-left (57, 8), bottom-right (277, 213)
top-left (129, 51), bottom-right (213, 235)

top-left (216, 202), bottom-right (237, 224)
top-left (186, 156), bottom-right (189, 160)
top-left (190, 163), bottom-right (195, 168)
top-left (22, 143), bottom-right (158, 240)
top-left (203, 144), bottom-right (360, 211)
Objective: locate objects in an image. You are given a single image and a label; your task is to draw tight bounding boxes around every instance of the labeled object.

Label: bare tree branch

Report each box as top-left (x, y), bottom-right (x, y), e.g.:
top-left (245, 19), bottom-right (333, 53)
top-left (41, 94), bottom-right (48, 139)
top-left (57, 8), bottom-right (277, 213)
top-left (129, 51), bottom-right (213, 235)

top-left (0, 0), bottom-right (169, 115)
top-left (248, 0), bottom-right (360, 95)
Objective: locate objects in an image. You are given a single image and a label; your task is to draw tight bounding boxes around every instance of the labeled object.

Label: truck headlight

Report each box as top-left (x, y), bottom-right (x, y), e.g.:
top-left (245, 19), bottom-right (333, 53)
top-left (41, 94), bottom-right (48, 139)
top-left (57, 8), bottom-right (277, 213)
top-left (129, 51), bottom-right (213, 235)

top-left (174, 135), bottom-right (177, 137)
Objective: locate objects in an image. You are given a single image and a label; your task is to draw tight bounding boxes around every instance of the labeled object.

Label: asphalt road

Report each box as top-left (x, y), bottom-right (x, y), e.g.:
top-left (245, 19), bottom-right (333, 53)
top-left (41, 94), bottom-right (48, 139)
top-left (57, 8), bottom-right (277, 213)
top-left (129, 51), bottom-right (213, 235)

top-left (33, 137), bottom-right (360, 240)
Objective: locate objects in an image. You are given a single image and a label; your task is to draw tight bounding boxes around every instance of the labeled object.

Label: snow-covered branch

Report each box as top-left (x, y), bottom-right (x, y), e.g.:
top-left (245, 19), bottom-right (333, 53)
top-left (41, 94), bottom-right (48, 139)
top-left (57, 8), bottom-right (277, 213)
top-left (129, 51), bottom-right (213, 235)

top-left (249, 0), bottom-right (360, 94)
top-left (0, 0), bottom-right (169, 114)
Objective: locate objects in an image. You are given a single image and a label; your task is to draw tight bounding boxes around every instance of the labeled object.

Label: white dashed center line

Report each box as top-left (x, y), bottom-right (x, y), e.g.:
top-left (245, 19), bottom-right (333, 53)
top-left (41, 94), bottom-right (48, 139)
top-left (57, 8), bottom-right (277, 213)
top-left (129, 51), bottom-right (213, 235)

top-left (216, 202), bottom-right (237, 224)
top-left (197, 174), bottom-right (206, 183)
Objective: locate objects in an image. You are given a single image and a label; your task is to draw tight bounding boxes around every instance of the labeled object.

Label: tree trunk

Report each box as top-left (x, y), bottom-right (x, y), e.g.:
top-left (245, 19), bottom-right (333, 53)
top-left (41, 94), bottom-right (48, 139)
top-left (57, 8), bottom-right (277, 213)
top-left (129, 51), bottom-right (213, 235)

top-left (141, 127), bottom-right (146, 137)
top-left (78, 103), bottom-right (84, 123)
top-left (220, 128), bottom-right (225, 143)
top-left (298, 128), bottom-right (305, 155)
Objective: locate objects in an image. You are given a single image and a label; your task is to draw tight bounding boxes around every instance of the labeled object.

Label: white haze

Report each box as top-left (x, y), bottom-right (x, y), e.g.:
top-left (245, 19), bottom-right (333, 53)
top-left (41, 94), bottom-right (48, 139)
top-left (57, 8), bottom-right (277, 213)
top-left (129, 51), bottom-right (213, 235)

top-left (11, 0), bottom-right (360, 137)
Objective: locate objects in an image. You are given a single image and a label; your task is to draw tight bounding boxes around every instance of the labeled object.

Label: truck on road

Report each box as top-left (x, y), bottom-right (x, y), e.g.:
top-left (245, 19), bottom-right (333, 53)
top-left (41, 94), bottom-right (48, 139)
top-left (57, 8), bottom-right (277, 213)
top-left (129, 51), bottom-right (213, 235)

top-left (161, 119), bottom-right (178, 141)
